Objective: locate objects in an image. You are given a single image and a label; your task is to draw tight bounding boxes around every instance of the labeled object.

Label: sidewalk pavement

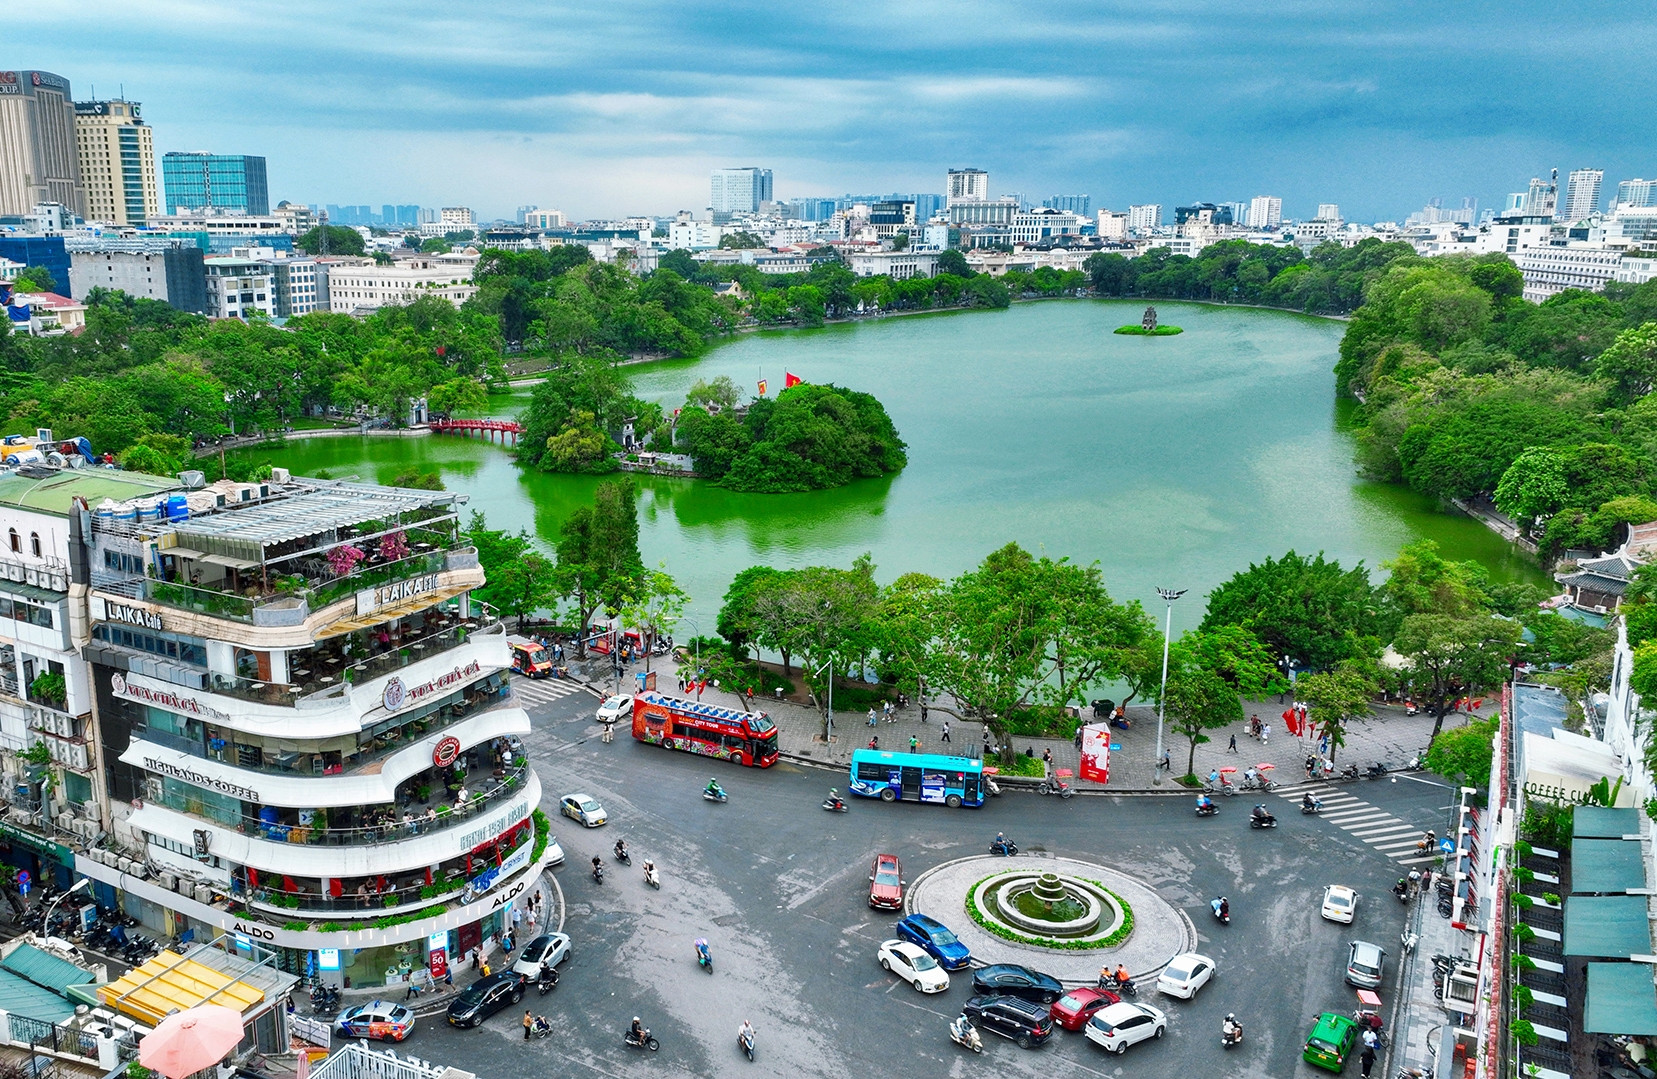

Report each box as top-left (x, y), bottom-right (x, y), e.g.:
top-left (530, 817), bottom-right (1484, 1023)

top-left (568, 654), bottom-right (1489, 792)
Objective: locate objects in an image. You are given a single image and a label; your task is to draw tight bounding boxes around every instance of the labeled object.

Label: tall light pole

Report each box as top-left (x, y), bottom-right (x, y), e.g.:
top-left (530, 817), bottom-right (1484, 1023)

top-left (1154, 587), bottom-right (1186, 786)
top-left (42, 877), bottom-right (91, 937)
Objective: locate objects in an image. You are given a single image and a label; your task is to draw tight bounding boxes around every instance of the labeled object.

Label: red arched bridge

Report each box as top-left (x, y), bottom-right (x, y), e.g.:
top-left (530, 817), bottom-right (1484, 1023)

top-left (430, 418), bottom-right (523, 445)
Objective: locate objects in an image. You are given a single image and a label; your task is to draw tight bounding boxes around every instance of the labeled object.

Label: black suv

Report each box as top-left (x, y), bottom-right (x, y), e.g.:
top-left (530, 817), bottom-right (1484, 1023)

top-left (962, 995), bottom-right (1055, 1048)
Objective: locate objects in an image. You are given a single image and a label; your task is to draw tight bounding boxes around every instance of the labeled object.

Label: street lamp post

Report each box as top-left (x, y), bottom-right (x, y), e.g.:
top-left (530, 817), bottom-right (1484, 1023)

top-left (42, 877), bottom-right (90, 937)
top-left (1154, 587), bottom-right (1187, 786)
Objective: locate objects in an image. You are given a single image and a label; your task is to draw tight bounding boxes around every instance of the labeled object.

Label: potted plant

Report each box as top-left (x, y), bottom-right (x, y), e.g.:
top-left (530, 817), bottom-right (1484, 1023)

top-left (29, 671), bottom-right (67, 709)
top-left (417, 784), bottom-right (431, 803)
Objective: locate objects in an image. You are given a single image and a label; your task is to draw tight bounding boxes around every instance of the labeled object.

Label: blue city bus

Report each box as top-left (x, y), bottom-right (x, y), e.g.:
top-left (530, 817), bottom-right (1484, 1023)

top-left (848, 749), bottom-right (985, 808)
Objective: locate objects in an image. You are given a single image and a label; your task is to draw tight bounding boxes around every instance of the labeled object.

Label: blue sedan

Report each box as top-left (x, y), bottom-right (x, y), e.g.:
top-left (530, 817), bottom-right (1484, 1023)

top-left (894, 913), bottom-right (971, 970)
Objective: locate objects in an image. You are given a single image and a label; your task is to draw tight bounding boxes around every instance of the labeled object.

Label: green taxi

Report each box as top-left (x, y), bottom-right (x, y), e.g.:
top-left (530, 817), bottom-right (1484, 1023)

top-left (1303, 1011), bottom-right (1359, 1072)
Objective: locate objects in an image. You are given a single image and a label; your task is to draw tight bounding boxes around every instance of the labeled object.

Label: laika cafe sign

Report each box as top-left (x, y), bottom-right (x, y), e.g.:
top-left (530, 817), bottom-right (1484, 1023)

top-left (381, 661), bottom-right (482, 713)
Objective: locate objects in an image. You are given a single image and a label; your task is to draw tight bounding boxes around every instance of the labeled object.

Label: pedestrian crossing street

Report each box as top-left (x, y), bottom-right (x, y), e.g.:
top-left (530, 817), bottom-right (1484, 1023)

top-left (509, 677), bottom-right (592, 708)
top-left (1275, 785), bottom-right (1442, 867)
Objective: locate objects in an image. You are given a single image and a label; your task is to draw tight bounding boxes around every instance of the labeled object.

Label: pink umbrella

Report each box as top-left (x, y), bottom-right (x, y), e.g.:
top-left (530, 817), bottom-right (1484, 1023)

top-left (1218, 766), bottom-right (1238, 774)
top-left (139, 1005), bottom-right (245, 1079)
top-left (1258, 763), bottom-right (1275, 771)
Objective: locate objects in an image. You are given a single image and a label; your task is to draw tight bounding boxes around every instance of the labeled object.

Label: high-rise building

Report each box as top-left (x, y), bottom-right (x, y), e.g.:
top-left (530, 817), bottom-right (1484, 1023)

top-left (1127, 204), bottom-right (1162, 230)
top-left (0, 68), bottom-right (85, 216)
top-left (1043, 194), bottom-right (1091, 217)
top-left (947, 169), bottom-right (989, 207)
top-left (1317, 203), bottom-right (1341, 222)
top-left (1563, 168), bottom-right (1604, 219)
top-left (710, 167), bottom-right (772, 218)
top-left (1527, 171), bottom-right (1558, 220)
top-left (1246, 196), bottom-right (1283, 228)
top-left (1617, 180), bottom-right (1657, 209)
top-left (1096, 210), bottom-right (1128, 241)
top-left (439, 207), bottom-right (474, 228)
top-left (73, 100), bottom-right (158, 226)
top-left (1175, 203), bottom-right (1233, 226)
top-left (161, 152), bottom-right (269, 215)
top-left (788, 198), bottom-right (837, 222)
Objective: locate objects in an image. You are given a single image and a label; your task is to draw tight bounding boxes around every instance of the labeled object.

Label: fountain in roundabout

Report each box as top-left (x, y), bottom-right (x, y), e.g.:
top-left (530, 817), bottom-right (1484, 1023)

top-left (972, 868), bottom-right (1129, 947)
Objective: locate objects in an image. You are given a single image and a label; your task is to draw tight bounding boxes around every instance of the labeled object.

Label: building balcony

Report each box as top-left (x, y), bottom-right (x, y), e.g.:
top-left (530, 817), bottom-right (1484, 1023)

top-left (121, 700), bottom-right (530, 810)
top-left (139, 673), bottom-right (515, 779)
top-left (204, 613), bottom-right (502, 707)
top-left (129, 764), bottom-right (541, 880)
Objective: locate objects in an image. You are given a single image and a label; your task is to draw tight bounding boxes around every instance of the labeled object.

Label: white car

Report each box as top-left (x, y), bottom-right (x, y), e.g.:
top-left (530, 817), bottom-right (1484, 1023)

top-left (1155, 952), bottom-right (1215, 999)
top-left (1322, 885), bottom-right (1359, 923)
top-left (560, 793), bottom-right (608, 827)
top-left (1084, 1001), bottom-right (1167, 1053)
top-left (544, 834), bottom-right (565, 866)
top-left (877, 939), bottom-right (950, 993)
top-left (596, 694), bottom-right (633, 724)
top-left (511, 932), bottom-right (571, 979)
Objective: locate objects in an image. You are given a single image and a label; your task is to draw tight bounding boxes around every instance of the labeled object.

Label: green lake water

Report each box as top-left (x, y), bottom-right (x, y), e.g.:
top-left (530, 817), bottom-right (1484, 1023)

top-left (232, 299), bottom-right (1545, 633)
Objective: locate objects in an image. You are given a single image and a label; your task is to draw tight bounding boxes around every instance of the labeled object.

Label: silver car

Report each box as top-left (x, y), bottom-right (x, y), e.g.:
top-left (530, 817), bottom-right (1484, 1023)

top-left (1345, 940), bottom-right (1386, 988)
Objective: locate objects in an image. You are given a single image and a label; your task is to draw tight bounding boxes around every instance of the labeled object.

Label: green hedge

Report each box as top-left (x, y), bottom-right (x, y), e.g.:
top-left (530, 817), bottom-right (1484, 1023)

top-left (964, 874), bottom-right (1135, 951)
top-left (1113, 325), bottom-right (1183, 336)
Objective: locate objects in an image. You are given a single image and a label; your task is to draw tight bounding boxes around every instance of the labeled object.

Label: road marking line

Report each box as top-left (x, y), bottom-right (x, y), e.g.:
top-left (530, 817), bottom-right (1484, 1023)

top-left (1348, 824), bottom-right (1419, 840)
top-left (1395, 855), bottom-right (1443, 865)
top-left (1325, 810), bottom-right (1388, 824)
top-left (1375, 841), bottom-right (1429, 855)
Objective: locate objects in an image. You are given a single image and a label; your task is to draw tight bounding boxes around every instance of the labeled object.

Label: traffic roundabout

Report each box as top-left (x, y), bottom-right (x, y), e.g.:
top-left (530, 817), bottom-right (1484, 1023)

top-left (905, 853), bottom-right (1196, 984)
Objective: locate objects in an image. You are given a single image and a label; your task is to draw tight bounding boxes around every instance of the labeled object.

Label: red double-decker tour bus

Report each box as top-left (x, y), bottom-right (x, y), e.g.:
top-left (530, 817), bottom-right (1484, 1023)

top-left (631, 693), bottom-right (779, 767)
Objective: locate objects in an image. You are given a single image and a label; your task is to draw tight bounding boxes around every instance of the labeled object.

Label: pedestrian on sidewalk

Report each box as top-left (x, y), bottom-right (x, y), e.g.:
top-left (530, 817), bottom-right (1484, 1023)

top-left (920, 699), bottom-right (928, 722)
top-left (1261, 721), bottom-right (1270, 746)
top-left (1160, 748), bottom-right (1172, 772)
top-left (867, 734), bottom-right (879, 750)
top-left (1042, 748), bottom-right (1053, 778)
top-left (909, 735), bottom-right (919, 753)
top-left (940, 720), bottom-right (951, 744)
top-left (867, 708), bottom-right (877, 728)
top-left (1227, 734), bottom-right (1237, 753)
top-left (404, 972), bottom-right (421, 1001)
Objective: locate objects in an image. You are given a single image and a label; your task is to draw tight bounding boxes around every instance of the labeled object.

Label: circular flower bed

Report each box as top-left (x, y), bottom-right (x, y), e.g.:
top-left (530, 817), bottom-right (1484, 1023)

top-left (966, 871), bottom-right (1135, 951)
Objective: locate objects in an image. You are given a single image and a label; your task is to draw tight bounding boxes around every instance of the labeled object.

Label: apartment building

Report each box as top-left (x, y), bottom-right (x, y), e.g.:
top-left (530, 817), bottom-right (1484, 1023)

top-left (203, 254), bottom-right (275, 320)
top-left (66, 239), bottom-right (208, 313)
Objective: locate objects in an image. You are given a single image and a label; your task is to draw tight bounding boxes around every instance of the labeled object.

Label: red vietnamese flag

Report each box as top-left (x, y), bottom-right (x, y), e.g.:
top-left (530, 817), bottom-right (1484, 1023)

top-left (784, 372), bottom-right (802, 388)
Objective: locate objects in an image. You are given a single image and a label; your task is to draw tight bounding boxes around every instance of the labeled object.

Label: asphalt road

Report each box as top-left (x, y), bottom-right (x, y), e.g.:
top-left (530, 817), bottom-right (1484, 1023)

top-left (389, 688), bottom-right (1458, 1079)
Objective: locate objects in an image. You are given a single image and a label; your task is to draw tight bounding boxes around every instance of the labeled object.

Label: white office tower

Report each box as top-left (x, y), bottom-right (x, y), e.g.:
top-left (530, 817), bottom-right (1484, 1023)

top-left (1127, 204), bottom-right (1162, 230)
top-left (1246, 196), bottom-right (1283, 228)
top-left (947, 169), bottom-right (989, 207)
top-left (1563, 169), bottom-right (1604, 220)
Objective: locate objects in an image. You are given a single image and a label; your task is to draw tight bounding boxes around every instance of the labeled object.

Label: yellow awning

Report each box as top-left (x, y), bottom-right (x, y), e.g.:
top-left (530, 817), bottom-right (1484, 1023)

top-left (98, 951), bottom-right (265, 1026)
top-left (314, 584), bottom-right (470, 640)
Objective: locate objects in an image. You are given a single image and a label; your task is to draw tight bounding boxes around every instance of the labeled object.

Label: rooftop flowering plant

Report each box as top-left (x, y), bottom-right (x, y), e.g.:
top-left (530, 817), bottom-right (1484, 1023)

top-left (326, 543), bottom-right (366, 577)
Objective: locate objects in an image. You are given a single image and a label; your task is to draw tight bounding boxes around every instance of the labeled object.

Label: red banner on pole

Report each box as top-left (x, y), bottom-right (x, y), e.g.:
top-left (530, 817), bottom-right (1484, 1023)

top-left (1079, 724), bottom-right (1110, 784)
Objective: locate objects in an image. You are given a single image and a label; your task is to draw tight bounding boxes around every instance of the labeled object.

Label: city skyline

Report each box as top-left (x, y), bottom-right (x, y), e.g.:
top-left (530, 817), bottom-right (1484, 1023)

top-left (16, 1), bottom-right (1657, 222)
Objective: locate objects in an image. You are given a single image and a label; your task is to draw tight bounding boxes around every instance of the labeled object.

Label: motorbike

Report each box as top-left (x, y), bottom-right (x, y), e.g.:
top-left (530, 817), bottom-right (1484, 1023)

top-left (643, 864), bottom-right (661, 889)
top-left (1195, 801), bottom-right (1220, 817)
top-left (1037, 777), bottom-right (1074, 799)
top-left (537, 969), bottom-right (559, 995)
top-left (1366, 762), bottom-right (1390, 779)
top-left (614, 846), bottom-right (631, 865)
top-left (738, 1028), bottom-right (756, 1062)
top-left (1222, 1022), bottom-right (1244, 1049)
top-left (529, 1016), bottom-right (553, 1040)
top-left (624, 1028), bottom-right (660, 1052)
top-left (990, 838), bottom-right (1019, 856)
top-left (696, 940), bottom-right (714, 974)
top-left (948, 1016), bottom-right (983, 1053)
top-left (703, 787), bottom-right (728, 803)
top-left (985, 776), bottom-right (1002, 797)
top-left (1338, 764), bottom-right (1361, 782)
top-left (821, 798), bottom-right (848, 813)
top-left (1300, 798), bottom-right (1323, 814)
top-left (1211, 898), bottom-right (1230, 925)
top-left (1248, 811), bottom-right (1278, 829)
top-left (592, 862), bottom-right (605, 885)
top-left (1393, 881), bottom-right (1411, 904)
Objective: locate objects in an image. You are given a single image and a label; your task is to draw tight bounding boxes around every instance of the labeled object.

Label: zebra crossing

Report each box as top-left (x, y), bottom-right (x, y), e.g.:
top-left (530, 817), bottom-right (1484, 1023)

top-left (1276, 785), bottom-right (1442, 866)
top-left (509, 677), bottom-right (592, 708)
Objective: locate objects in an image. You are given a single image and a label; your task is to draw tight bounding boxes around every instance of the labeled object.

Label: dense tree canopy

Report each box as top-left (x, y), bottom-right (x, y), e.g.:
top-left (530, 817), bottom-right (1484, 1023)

top-left (678, 382), bottom-right (907, 492)
top-left (1200, 550), bottom-right (1383, 670)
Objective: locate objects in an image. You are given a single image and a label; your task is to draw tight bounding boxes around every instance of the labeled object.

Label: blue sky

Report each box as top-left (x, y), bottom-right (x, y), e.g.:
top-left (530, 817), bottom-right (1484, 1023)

top-left (31, 1), bottom-right (1657, 221)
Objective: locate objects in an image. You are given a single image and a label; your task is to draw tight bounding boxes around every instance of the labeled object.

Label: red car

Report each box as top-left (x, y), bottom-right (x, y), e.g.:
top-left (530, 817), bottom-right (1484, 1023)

top-left (1050, 986), bottom-right (1121, 1031)
top-left (869, 853), bottom-right (904, 910)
